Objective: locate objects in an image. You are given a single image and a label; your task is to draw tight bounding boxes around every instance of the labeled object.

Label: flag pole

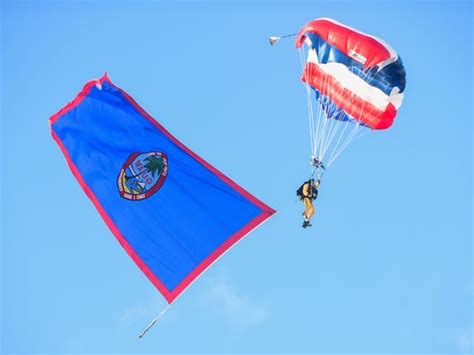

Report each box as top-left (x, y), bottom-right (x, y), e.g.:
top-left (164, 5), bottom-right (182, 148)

top-left (138, 303), bottom-right (171, 339)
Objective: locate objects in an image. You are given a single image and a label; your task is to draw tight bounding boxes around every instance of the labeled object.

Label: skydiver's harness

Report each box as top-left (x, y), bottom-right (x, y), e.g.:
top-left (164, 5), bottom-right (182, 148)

top-left (296, 180), bottom-right (318, 201)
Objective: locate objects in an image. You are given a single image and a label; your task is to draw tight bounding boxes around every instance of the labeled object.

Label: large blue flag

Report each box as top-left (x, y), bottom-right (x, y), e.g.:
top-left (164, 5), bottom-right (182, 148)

top-left (50, 74), bottom-right (275, 303)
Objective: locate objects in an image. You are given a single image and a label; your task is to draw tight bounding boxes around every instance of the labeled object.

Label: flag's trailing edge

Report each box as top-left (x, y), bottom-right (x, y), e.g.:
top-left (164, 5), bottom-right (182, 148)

top-left (49, 74), bottom-right (275, 303)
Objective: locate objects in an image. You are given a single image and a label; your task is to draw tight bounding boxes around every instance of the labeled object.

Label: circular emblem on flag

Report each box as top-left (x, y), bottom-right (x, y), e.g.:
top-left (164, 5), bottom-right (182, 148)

top-left (117, 152), bottom-right (168, 201)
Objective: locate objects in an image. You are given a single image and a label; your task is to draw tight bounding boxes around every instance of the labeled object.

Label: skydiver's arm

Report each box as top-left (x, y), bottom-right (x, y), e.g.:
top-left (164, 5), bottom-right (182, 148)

top-left (315, 179), bottom-right (321, 189)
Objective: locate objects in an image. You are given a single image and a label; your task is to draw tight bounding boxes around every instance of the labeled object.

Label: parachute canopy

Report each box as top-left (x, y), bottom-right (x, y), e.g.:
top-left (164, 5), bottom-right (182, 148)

top-left (49, 74), bottom-right (275, 303)
top-left (294, 18), bottom-right (406, 170)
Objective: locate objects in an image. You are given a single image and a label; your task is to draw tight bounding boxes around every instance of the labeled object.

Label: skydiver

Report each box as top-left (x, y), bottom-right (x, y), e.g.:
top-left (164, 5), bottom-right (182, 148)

top-left (296, 178), bottom-right (320, 228)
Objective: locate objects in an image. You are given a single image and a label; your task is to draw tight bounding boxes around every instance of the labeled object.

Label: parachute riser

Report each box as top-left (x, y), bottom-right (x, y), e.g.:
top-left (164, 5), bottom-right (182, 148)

top-left (310, 156), bottom-right (326, 181)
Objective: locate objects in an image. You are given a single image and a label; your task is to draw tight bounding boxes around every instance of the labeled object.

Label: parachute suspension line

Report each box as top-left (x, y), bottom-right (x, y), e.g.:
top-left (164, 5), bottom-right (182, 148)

top-left (138, 303), bottom-right (171, 339)
top-left (313, 52), bottom-right (327, 160)
top-left (307, 86), bottom-right (317, 158)
top-left (326, 68), bottom-right (374, 166)
top-left (324, 108), bottom-right (353, 162)
top-left (313, 64), bottom-right (326, 160)
top-left (299, 50), bottom-right (314, 153)
top-left (319, 60), bottom-right (336, 161)
top-left (299, 45), bottom-right (339, 171)
top-left (302, 48), bottom-right (319, 159)
top-left (327, 124), bottom-right (361, 167)
top-left (299, 46), bottom-right (326, 180)
top-left (316, 64), bottom-right (348, 163)
top-left (299, 47), bottom-right (318, 161)
top-left (323, 96), bottom-right (362, 165)
top-left (323, 90), bottom-right (363, 165)
top-left (328, 124), bottom-right (370, 167)
top-left (314, 58), bottom-right (331, 162)
top-left (320, 108), bottom-right (345, 160)
top-left (327, 122), bottom-right (360, 166)
top-left (307, 48), bottom-right (329, 172)
top-left (335, 69), bottom-right (373, 158)
top-left (326, 69), bottom-right (367, 156)
top-left (320, 68), bottom-right (373, 167)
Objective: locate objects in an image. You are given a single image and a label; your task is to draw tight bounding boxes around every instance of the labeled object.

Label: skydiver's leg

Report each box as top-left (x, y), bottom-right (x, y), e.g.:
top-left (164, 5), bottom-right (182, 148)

top-left (303, 198), bottom-right (314, 228)
top-left (306, 201), bottom-right (315, 220)
top-left (303, 198), bottom-right (310, 219)
top-left (302, 198), bottom-right (314, 228)
top-left (303, 198), bottom-right (314, 219)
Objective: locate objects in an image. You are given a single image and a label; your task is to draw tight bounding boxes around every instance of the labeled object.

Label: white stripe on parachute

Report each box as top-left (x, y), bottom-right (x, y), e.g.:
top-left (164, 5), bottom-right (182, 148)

top-left (307, 49), bottom-right (404, 110)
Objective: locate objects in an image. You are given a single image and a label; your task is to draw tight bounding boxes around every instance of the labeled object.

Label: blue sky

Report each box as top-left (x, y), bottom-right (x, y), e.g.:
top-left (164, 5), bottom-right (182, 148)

top-left (1, 0), bottom-right (472, 353)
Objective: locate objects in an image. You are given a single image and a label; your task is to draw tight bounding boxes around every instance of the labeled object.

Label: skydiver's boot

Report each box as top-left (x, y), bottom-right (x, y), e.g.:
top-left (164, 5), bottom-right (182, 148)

top-left (302, 219), bottom-right (311, 228)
